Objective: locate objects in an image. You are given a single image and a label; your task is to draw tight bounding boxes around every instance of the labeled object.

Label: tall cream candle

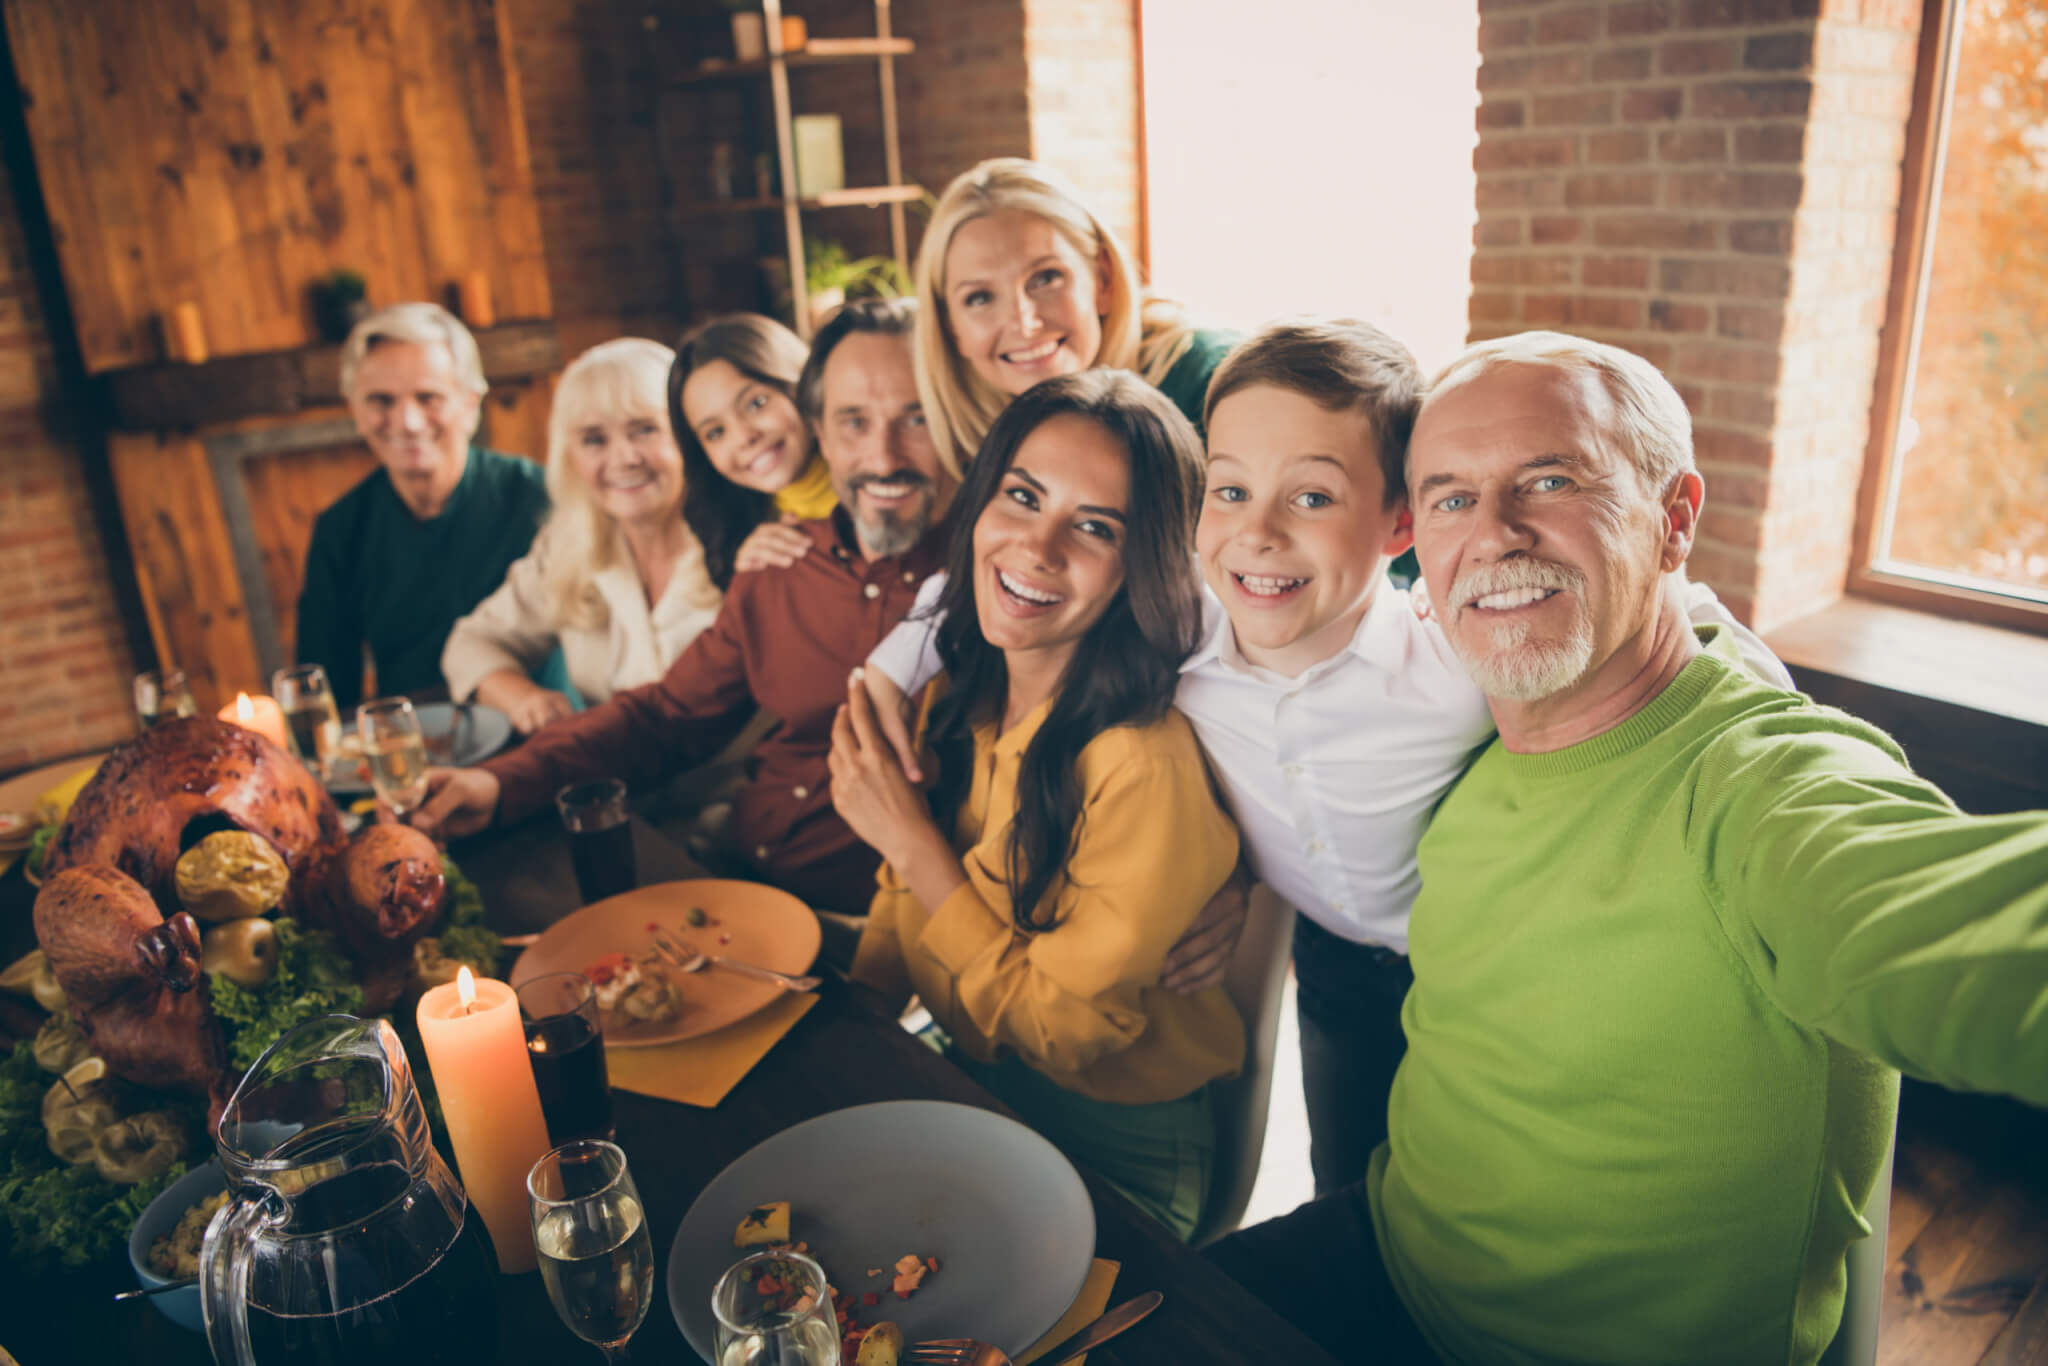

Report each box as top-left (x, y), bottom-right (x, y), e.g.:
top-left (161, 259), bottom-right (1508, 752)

top-left (416, 966), bottom-right (553, 1274)
top-left (217, 692), bottom-right (290, 752)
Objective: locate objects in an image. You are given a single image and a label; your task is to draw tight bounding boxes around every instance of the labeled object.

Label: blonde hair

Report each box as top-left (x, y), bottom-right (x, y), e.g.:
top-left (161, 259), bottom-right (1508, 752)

top-left (539, 338), bottom-right (720, 631)
top-left (1427, 331), bottom-right (1697, 494)
top-left (339, 302), bottom-right (489, 428)
top-left (913, 157), bottom-right (1196, 476)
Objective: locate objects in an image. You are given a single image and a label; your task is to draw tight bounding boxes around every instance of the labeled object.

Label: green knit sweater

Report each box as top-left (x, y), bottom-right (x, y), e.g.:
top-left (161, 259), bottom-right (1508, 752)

top-left (1372, 627), bottom-right (2048, 1365)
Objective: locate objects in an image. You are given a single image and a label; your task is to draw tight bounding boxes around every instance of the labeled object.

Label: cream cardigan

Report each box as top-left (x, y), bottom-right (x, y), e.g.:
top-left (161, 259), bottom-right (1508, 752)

top-left (441, 520), bottom-right (722, 706)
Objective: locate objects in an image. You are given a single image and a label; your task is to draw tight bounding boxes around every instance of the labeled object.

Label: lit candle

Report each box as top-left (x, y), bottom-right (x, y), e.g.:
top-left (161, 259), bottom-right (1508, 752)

top-left (217, 691), bottom-right (290, 751)
top-left (458, 271), bottom-right (495, 329)
top-left (416, 965), bottom-right (553, 1274)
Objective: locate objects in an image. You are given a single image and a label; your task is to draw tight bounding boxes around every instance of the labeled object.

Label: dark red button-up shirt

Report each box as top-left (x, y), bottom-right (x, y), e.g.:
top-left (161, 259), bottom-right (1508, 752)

top-left (486, 513), bottom-right (948, 913)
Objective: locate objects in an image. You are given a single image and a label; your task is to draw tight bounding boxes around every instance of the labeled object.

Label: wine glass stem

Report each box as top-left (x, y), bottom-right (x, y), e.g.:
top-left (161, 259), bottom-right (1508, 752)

top-left (597, 1342), bottom-right (631, 1364)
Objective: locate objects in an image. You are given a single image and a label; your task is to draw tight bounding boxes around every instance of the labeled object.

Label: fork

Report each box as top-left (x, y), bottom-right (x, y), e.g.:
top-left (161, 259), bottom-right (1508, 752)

top-left (650, 931), bottom-right (820, 992)
top-left (905, 1290), bottom-right (1163, 1366)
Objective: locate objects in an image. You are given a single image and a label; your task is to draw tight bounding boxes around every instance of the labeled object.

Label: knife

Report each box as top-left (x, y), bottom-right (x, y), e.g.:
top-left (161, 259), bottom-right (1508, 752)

top-left (1035, 1290), bottom-right (1163, 1366)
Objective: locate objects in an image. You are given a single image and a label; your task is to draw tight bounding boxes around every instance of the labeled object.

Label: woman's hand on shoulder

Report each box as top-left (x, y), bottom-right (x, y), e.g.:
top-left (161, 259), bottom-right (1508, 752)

top-left (733, 515), bottom-right (813, 574)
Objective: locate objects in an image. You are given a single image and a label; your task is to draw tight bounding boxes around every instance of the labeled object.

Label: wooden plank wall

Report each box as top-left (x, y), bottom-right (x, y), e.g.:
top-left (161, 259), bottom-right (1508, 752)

top-left (4, 0), bottom-right (551, 374)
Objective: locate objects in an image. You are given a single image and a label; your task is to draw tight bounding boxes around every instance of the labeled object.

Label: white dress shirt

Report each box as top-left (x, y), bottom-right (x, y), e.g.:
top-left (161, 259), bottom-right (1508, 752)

top-left (867, 574), bottom-right (1791, 952)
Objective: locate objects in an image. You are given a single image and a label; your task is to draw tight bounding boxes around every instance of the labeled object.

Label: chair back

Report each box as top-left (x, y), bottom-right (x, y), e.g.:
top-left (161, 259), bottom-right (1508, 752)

top-left (1191, 883), bottom-right (1296, 1247)
top-left (1817, 1119), bottom-right (1898, 1366)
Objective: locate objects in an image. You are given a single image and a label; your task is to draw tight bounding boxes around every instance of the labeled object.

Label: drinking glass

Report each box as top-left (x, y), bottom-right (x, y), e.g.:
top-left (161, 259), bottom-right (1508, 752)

top-left (712, 1249), bottom-right (840, 1366)
top-left (519, 972), bottom-right (614, 1144)
top-left (555, 780), bottom-right (637, 905)
top-left (272, 663), bottom-right (341, 773)
top-left (528, 1140), bottom-right (654, 1363)
top-left (357, 697), bottom-right (430, 817)
top-left (133, 669), bottom-right (197, 729)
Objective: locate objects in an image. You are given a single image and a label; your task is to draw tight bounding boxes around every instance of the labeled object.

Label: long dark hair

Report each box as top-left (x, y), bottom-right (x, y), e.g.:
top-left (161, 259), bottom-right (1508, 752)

top-left (924, 370), bottom-right (1206, 933)
top-left (669, 313), bottom-right (811, 587)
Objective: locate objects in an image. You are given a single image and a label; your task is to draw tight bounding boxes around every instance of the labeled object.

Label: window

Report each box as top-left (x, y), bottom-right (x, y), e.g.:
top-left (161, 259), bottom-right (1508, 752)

top-left (1860, 0), bottom-right (2048, 632)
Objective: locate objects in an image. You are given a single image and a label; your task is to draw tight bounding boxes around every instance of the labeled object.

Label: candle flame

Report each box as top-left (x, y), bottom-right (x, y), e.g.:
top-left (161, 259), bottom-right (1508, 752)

top-left (456, 965), bottom-right (477, 1010)
top-left (234, 692), bottom-right (254, 724)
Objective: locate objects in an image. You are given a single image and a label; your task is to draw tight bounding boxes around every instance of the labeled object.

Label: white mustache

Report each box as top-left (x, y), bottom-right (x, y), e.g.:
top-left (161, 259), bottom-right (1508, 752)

top-left (1452, 559), bottom-right (1583, 612)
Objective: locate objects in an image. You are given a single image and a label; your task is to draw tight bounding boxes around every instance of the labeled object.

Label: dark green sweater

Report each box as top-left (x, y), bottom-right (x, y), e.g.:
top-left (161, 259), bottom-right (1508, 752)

top-left (296, 446), bottom-right (548, 709)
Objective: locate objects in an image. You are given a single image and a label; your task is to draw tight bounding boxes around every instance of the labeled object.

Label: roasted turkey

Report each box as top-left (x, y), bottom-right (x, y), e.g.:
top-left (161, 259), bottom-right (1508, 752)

top-left (32, 715), bottom-right (448, 1108)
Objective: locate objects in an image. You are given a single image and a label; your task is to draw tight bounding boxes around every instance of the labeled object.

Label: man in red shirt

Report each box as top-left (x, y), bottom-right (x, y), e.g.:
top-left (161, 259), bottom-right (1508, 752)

top-left (411, 300), bottom-right (955, 913)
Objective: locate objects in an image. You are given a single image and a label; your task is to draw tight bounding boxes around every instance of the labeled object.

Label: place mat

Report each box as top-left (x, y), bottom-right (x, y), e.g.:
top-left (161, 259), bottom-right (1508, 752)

top-left (603, 989), bottom-right (816, 1107)
top-left (1017, 1257), bottom-right (1119, 1366)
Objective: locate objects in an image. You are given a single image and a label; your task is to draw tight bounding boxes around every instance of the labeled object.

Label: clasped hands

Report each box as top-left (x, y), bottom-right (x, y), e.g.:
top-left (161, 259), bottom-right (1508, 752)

top-left (829, 668), bottom-right (1250, 994)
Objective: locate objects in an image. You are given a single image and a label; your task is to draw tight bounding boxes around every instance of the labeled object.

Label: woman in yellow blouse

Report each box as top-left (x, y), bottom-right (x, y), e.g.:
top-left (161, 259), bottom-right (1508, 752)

top-left (831, 369), bottom-right (1243, 1240)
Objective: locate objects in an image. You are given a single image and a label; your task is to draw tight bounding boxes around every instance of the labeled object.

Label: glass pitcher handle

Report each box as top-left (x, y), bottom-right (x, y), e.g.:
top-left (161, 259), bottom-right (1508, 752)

top-left (201, 1190), bottom-right (285, 1366)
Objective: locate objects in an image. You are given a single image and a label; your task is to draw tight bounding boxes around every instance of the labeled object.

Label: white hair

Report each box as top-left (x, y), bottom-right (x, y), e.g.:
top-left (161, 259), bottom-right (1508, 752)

top-left (339, 301), bottom-right (489, 401)
top-left (539, 338), bottom-right (720, 632)
top-left (1427, 331), bottom-right (1696, 494)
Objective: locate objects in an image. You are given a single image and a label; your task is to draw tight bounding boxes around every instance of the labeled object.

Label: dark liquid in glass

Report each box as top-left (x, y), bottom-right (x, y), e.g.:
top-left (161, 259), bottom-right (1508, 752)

top-left (525, 1010), bottom-right (613, 1142)
top-left (568, 820), bottom-right (636, 904)
top-left (241, 1162), bottom-right (498, 1366)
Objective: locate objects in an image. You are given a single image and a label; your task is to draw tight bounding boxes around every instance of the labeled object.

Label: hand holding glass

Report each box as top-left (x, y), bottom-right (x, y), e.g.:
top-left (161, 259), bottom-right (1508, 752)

top-left (528, 1140), bottom-right (655, 1362)
top-left (358, 697), bottom-right (430, 816)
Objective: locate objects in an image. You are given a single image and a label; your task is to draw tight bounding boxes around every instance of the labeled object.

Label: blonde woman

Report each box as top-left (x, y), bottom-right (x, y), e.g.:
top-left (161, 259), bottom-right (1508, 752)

top-left (443, 339), bottom-right (722, 733)
top-left (914, 157), bottom-right (1239, 476)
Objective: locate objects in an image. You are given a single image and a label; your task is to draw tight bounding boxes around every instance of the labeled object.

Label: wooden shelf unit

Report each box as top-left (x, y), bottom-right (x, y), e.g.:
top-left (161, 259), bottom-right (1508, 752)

top-left (682, 0), bottom-right (916, 337)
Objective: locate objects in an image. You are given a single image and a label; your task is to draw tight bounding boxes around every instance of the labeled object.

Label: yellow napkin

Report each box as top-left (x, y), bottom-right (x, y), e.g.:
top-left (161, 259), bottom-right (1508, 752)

top-left (1018, 1257), bottom-right (1119, 1366)
top-left (603, 991), bottom-right (817, 1107)
top-left (1, 763), bottom-right (98, 878)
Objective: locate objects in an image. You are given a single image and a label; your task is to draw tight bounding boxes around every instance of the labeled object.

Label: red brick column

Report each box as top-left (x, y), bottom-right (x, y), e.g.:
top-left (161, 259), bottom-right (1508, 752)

top-left (1470, 0), bottom-right (1921, 629)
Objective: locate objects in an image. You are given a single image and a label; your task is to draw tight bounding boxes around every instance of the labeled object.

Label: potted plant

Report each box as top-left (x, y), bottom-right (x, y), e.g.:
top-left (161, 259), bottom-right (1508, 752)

top-left (804, 240), bottom-right (910, 330)
top-left (310, 269), bottom-right (371, 342)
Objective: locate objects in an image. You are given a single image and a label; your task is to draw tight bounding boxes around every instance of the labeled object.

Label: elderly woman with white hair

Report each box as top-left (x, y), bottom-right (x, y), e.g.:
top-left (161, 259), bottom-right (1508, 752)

top-left (296, 301), bottom-right (550, 709)
top-left (441, 338), bottom-right (723, 732)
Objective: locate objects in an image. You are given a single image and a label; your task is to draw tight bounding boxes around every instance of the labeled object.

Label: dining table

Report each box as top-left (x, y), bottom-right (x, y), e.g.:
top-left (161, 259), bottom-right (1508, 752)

top-left (0, 810), bottom-right (1341, 1366)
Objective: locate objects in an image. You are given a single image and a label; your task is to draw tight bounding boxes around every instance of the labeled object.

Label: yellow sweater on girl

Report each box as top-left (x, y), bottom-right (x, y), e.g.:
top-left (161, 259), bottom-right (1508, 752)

top-left (852, 696), bottom-right (1245, 1105)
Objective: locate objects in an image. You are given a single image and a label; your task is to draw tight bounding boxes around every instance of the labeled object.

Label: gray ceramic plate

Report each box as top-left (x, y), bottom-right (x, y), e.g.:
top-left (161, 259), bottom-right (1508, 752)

top-left (326, 701), bottom-right (513, 795)
top-left (666, 1100), bottom-right (1095, 1362)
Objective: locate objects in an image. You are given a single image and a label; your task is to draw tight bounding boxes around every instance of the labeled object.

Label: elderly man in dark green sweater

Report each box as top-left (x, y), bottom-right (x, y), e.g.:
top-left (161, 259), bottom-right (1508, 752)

top-left (1209, 331), bottom-right (2048, 1366)
top-left (296, 302), bottom-right (548, 709)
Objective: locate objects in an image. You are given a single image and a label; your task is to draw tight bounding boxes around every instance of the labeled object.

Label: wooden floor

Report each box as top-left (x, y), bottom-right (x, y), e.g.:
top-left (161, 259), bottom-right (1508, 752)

top-left (1882, 1079), bottom-right (2048, 1364)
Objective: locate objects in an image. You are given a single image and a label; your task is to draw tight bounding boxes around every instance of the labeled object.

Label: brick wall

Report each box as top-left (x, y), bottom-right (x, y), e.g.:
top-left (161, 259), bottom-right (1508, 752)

top-left (1024, 0), bottom-right (1143, 252)
top-left (0, 154), bottom-right (138, 772)
top-left (1469, 0), bottom-right (1922, 630)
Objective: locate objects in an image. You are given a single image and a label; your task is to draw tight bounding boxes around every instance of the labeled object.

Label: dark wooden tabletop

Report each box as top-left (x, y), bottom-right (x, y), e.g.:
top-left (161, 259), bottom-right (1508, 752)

top-left (1, 815), bottom-right (1337, 1366)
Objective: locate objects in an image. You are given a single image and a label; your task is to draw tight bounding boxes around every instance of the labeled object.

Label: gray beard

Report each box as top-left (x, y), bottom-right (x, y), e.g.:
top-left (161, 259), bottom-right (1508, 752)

top-left (855, 504), bottom-right (930, 558)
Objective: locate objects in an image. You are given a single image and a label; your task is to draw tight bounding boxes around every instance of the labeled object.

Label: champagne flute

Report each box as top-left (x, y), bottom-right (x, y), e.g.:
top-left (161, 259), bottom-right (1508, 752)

top-left (132, 669), bottom-right (197, 729)
top-left (273, 664), bottom-right (341, 774)
top-left (528, 1140), bottom-right (655, 1363)
top-left (356, 696), bottom-right (430, 817)
top-left (713, 1249), bottom-right (841, 1365)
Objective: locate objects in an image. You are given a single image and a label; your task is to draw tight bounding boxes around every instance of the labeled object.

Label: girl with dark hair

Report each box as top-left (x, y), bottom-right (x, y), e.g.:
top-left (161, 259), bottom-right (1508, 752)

top-left (831, 370), bottom-right (1244, 1241)
top-left (670, 313), bottom-right (840, 587)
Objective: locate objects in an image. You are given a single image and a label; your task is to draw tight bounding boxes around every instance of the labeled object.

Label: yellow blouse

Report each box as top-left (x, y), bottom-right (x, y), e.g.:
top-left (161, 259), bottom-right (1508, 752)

top-left (851, 693), bottom-right (1245, 1105)
top-left (772, 456), bottom-right (838, 520)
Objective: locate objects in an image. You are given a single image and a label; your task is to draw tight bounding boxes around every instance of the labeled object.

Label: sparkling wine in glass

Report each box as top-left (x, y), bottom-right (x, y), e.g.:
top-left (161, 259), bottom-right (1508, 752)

top-left (357, 696), bottom-right (430, 816)
top-left (529, 1140), bottom-right (655, 1363)
top-left (133, 669), bottom-right (197, 729)
top-left (274, 664), bottom-right (342, 773)
top-left (713, 1249), bottom-right (842, 1365)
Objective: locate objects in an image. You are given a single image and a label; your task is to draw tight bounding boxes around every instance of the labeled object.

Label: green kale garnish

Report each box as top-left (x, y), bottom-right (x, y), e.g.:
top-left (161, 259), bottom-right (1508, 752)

top-left (209, 918), bottom-right (365, 1071)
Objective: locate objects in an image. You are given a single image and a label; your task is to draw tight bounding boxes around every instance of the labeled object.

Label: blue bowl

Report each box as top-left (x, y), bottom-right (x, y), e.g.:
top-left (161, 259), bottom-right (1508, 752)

top-left (127, 1160), bottom-right (228, 1333)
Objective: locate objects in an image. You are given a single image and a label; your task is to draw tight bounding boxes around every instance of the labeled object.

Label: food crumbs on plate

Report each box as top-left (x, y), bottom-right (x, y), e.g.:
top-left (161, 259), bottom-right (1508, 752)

top-left (866, 1267), bottom-right (882, 1278)
top-left (719, 932), bottom-right (732, 944)
top-left (862, 1291), bottom-right (880, 1307)
top-left (686, 906), bottom-right (708, 927)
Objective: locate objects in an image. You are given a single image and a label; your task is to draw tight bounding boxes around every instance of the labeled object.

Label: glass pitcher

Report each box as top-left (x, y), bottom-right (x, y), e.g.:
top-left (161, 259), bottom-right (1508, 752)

top-left (200, 1015), bottom-right (499, 1366)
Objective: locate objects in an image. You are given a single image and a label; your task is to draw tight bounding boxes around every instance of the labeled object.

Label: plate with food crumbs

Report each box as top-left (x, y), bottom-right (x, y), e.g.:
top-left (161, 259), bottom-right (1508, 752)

top-left (667, 1100), bottom-right (1093, 1361)
top-left (509, 879), bottom-right (819, 1046)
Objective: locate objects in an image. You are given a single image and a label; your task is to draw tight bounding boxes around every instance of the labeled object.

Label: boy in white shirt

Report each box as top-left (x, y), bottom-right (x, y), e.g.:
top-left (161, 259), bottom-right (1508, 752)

top-left (863, 318), bottom-right (1786, 1194)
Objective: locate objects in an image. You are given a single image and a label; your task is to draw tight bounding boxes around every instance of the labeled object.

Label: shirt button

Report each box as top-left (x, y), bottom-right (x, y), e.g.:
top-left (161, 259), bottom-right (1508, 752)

top-left (864, 583), bottom-right (880, 599)
top-left (1284, 763), bottom-right (1304, 778)
top-left (793, 785), bottom-right (809, 799)
top-left (903, 571), bottom-right (916, 583)
top-left (1307, 839), bottom-right (1326, 854)
top-left (755, 845), bottom-right (770, 861)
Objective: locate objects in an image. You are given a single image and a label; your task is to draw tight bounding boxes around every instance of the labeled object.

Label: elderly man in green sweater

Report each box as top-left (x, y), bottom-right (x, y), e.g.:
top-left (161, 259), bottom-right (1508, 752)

top-left (1208, 331), bottom-right (2048, 1365)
